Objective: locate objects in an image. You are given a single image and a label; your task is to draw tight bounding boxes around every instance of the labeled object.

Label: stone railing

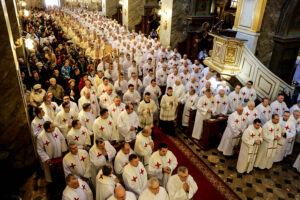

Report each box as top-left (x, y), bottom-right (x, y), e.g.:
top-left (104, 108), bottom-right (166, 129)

top-left (204, 33), bottom-right (293, 101)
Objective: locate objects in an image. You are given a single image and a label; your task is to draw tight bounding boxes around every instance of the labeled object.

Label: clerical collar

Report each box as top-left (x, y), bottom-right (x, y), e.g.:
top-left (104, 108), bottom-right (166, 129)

top-left (144, 99), bottom-right (150, 103)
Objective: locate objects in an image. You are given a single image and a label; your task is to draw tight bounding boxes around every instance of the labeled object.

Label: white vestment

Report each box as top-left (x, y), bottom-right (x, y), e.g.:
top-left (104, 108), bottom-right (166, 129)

top-left (227, 91), bottom-right (243, 113)
top-left (270, 100), bottom-right (289, 116)
top-left (236, 125), bottom-right (263, 173)
top-left (254, 120), bottom-right (282, 169)
top-left (107, 191), bottom-right (136, 200)
top-left (138, 187), bottom-right (169, 200)
top-left (31, 116), bottom-right (45, 137)
top-left (167, 174), bottom-right (198, 200)
top-left (218, 111), bottom-right (247, 156)
top-left (240, 86), bottom-right (257, 106)
top-left (172, 84), bottom-right (186, 102)
top-left (78, 96), bottom-right (100, 118)
top-left (114, 149), bottom-right (134, 176)
top-left (243, 107), bottom-right (259, 126)
top-left (192, 95), bottom-right (214, 140)
top-left (109, 103), bottom-right (126, 125)
top-left (148, 150), bottom-right (178, 187)
top-left (181, 93), bottom-right (199, 126)
top-left (166, 74), bottom-right (180, 88)
top-left (78, 110), bottom-right (95, 135)
top-left (97, 83), bottom-right (114, 97)
top-left (63, 149), bottom-right (91, 178)
top-left (37, 128), bottom-right (67, 182)
top-left (93, 116), bottom-right (118, 141)
top-left (62, 178), bottom-right (93, 200)
top-left (54, 109), bottom-right (78, 137)
top-left (114, 79), bottom-right (128, 94)
top-left (40, 102), bottom-right (57, 121)
top-left (118, 110), bottom-right (139, 142)
top-left (144, 85), bottom-right (162, 107)
top-left (67, 127), bottom-right (91, 149)
top-left (137, 99), bottom-right (157, 128)
top-left (134, 132), bottom-right (153, 168)
top-left (123, 162), bottom-right (148, 196)
top-left (96, 169), bottom-right (118, 200)
top-left (99, 93), bottom-right (116, 109)
top-left (256, 103), bottom-right (271, 125)
top-left (213, 94), bottom-right (228, 115)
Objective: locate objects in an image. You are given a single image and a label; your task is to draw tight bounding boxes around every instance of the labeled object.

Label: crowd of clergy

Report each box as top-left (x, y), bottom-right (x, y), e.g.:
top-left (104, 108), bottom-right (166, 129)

top-left (21, 7), bottom-right (300, 200)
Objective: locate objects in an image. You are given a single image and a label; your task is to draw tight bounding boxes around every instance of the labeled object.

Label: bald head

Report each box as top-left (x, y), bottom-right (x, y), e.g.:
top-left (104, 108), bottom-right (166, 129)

top-left (237, 105), bottom-right (243, 115)
top-left (219, 89), bottom-right (225, 97)
top-left (114, 185), bottom-right (126, 199)
top-left (142, 126), bottom-right (152, 137)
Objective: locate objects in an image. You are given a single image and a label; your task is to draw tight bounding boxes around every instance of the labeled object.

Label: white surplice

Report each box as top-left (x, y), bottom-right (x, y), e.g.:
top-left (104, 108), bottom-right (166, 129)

top-left (67, 127), bottom-right (91, 149)
top-left (167, 174), bottom-right (198, 200)
top-left (256, 103), bottom-right (271, 125)
top-left (138, 187), bottom-right (169, 200)
top-left (181, 93), bottom-right (199, 126)
top-left (62, 178), bottom-right (93, 200)
top-left (118, 110), bottom-right (139, 142)
top-left (134, 132), bottom-right (153, 168)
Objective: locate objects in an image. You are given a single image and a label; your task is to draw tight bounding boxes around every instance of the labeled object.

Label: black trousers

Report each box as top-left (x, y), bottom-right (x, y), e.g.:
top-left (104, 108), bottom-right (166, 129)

top-left (160, 120), bottom-right (175, 136)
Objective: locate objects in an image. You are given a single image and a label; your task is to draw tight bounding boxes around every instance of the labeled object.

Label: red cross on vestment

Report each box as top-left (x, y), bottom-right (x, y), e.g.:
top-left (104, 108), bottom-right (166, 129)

top-left (254, 113), bottom-right (257, 117)
top-left (97, 152), bottom-right (102, 157)
top-left (92, 101), bottom-right (95, 104)
top-left (250, 133), bottom-right (255, 138)
top-left (44, 140), bottom-right (50, 146)
top-left (242, 118), bottom-right (246, 122)
top-left (112, 108), bottom-right (116, 112)
top-left (276, 128), bottom-right (279, 132)
top-left (201, 80), bottom-right (204, 83)
top-left (75, 136), bottom-right (79, 141)
top-left (104, 98), bottom-right (108, 102)
top-left (250, 93), bottom-right (254, 97)
top-left (100, 126), bottom-right (104, 131)
top-left (140, 169), bottom-right (144, 175)
top-left (211, 101), bottom-right (214, 104)
top-left (217, 101), bottom-right (220, 104)
top-left (235, 119), bottom-right (239, 123)
top-left (275, 108), bottom-right (279, 112)
top-left (86, 118), bottom-right (89, 123)
top-left (70, 163), bottom-right (76, 169)
top-left (132, 176), bottom-right (137, 182)
top-left (82, 185), bottom-right (86, 190)
top-left (102, 90), bottom-right (106, 93)
top-left (223, 102), bottom-right (226, 105)
top-left (144, 143), bottom-right (148, 147)
top-left (168, 159), bottom-right (171, 164)
top-left (203, 102), bottom-right (207, 107)
top-left (171, 76), bottom-right (174, 80)
top-left (190, 100), bottom-right (193, 103)
top-left (242, 92), bottom-right (246, 96)
top-left (285, 126), bottom-right (289, 130)
top-left (62, 118), bottom-right (67, 123)
top-left (92, 91), bottom-right (96, 95)
top-left (258, 133), bottom-right (261, 137)
top-left (268, 110), bottom-right (271, 113)
top-left (233, 98), bottom-right (236, 102)
top-left (38, 124), bottom-right (42, 129)
top-left (99, 174), bottom-right (103, 179)
top-left (71, 116), bottom-right (74, 120)
top-left (82, 131), bottom-right (86, 135)
top-left (54, 134), bottom-right (58, 139)
top-left (80, 156), bottom-right (86, 162)
top-left (269, 128), bottom-right (274, 133)
top-left (245, 112), bottom-right (249, 117)
top-left (74, 198), bottom-right (79, 200)
top-left (239, 97), bottom-right (242, 101)
top-left (108, 121), bottom-right (112, 126)
top-left (263, 110), bottom-right (266, 114)
top-left (155, 162), bottom-right (161, 168)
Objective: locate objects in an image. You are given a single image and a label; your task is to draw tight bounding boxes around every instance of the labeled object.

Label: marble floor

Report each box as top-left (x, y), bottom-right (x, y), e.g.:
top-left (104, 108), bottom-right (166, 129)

top-left (176, 129), bottom-right (300, 200)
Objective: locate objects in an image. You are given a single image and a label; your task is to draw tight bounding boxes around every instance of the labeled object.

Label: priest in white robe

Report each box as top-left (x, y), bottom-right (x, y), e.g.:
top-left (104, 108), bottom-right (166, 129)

top-left (254, 114), bottom-right (282, 169)
top-left (236, 119), bottom-right (263, 173)
top-left (139, 177), bottom-right (169, 200)
top-left (40, 95), bottom-right (57, 121)
top-left (227, 85), bottom-right (243, 113)
top-left (80, 80), bottom-right (98, 98)
top-left (89, 138), bottom-right (116, 185)
top-left (128, 72), bottom-right (143, 93)
top-left (192, 88), bottom-right (214, 140)
top-left (109, 96), bottom-right (126, 125)
top-left (256, 98), bottom-right (272, 125)
top-left (114, 142), bottom-right (134, 180)
top-left (137, 93), bottom-right (158, 129)
top-left (123, 154), bottom-right (148, 197)
top-left (114, 73), bottom-right (128, 96)
top-left (54, 102), bottom-right (78, 137)
top-left (290, 100), bottom-right (300, 114)
top-left (213, 89), bottom-right (228, 116)
top-left (99, 86), bottom-right (117, 109)
top-left (144, 79), bottom-right (162, 107)
top-left (160, 87), bottom-right (178, 136)
top-left (172, 79), bottom-right (186, 102)
top-left (78, 90), bottom-right (100, 118)
top-left (270, 93), bottom-right (289, 116)
top-left (167, 166), bottom-right (198, 200)
top-left (148, 142), bottom-right (178, 187)
top-left (107, 185), bottom-right (137, 200)
top-left (97, 77), bottom-right (114, 97)
top-left (62, 174), bottom-right (93, 200)
top-left (243, 101), bottom-right (259, 126)
top-left (134, 126), bottom-right (154, 169)
top-left (215, 81), bottom-right (230, 95)
top-left (63, 142), bottom-right (91, 180)
top-left (31, 107), bottom-right (46, 138)
top-left (93, 108), bottom-right (119, 142)
top-left (274, 111), bottom-right (296, 162)
top-left (118, 104), bottom-right (139, 142)
top-left (78, 103), bottom-right (95, 136)
top-left (218, 106), bottom-right (247, 156)
top-left (123, 84), bottom-right (141, 111)
top-left (166, 69), bottom-right (180, 88)
top-left (67, 120), bottom-right (91, 150)
top-left (240, 81), bottom-right (257, 107)
top-left (57, 95), bottom-right (79, 113)
top-left (96, 165), bottom-right (120, 200)
top-left (181, 88), bottom-right (199, 127)
top-left (37, 121), bottom-right (67, 182)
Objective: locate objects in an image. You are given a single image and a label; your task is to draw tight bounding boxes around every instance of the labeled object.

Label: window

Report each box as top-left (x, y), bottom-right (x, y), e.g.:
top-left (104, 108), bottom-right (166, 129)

top-left (230, 0), bottom-right (238, 9)
top-left (44, 0), bottom-right (60, 7)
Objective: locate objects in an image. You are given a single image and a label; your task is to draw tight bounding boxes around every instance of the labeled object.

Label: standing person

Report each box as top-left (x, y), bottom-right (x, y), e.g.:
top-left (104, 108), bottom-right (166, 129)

top-left (227, 85), bottom-right (243, 113)
top-left (167, 166), bottom-right (198, 200)
top-left (114, 142), bottom-right (134, 180)
top-left (67, 120), bottom-right (91, 150)
top-left (236, 119), bottom-right (263, 173)
top-left (78, 103), bottom-right (95, 136)
top-left (218, 106), bottom-right (247, 156)
top-left (256, 98), bottom-right (271, 125)
top-left (107, 185), bottom-right (137, 200)
top-left (160, 87), bottom-right (178, 136)
top-left (270, 93), bottom-right (289, 116)
top-left (181, 88), bottom-right (199, 127)
top-left (37, 121), bottom-right (67, 182)
top-left (118, 104), bottom-right (139, 142)
top-left (254, 114), bottom-right (282, 169)
top-left (192, 88), bottom-right (214, 140)
top-left (148, 143), bottom-right (178, 187)
top-left (122, 154), bottom-right (148, 197)
top-left (96, 165), bottom-right (119, 200)
top-left (62, 174), bottom-right (93, 200)
top-left (48, 77), bottom-right (65, 104)
top-left (240, 81), bottom-right (257, 107)
top-left (137, 92), bottom-right (158, 130)
top-left (138, 177), bottom-right (169, 200)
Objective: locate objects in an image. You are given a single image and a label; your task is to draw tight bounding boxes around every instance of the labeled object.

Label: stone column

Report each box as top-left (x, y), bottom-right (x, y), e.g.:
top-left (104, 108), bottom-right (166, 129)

top-left (233, 0), bottom-right (267, 53)
top-left (0, 0), bottom-right (35, 173)
top-left (102, 0), bottom-right (118, 18)
top-left (159, 0), bottom-right (189, 48)
top-left (122, 0), bottom-right (144, 30)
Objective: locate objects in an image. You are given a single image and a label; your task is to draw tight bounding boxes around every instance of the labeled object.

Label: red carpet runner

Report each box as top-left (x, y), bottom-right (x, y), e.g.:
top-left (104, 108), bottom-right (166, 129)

top-left (153, 125), bottom-right (239, 200)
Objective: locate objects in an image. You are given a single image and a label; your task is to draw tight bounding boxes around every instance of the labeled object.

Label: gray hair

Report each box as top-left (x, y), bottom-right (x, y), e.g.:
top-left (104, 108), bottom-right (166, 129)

top-left (177, 166), bottom-right (188, 174)
top-left (148, 177), bottom-right (159, 186)
top-left (68, 141), bottom-right (76, 147)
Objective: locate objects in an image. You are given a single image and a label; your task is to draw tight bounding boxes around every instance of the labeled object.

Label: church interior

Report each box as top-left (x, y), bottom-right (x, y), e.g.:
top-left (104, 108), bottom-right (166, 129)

top-left (1, 0), bottom-right (300, 199)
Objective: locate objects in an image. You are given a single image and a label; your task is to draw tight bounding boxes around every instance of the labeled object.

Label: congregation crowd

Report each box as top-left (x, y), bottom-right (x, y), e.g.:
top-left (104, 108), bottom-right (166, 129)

top-left (20, 7), bottom-right (300, 200)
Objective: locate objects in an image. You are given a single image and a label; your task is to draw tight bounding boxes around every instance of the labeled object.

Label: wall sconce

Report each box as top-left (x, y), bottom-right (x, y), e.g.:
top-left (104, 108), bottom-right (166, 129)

top-left (19, 1), bottom-right (27, 7)
top-left (24, 9), bottom-right (30, 17)
top-left (24, 38), bottom-right (34, 50)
